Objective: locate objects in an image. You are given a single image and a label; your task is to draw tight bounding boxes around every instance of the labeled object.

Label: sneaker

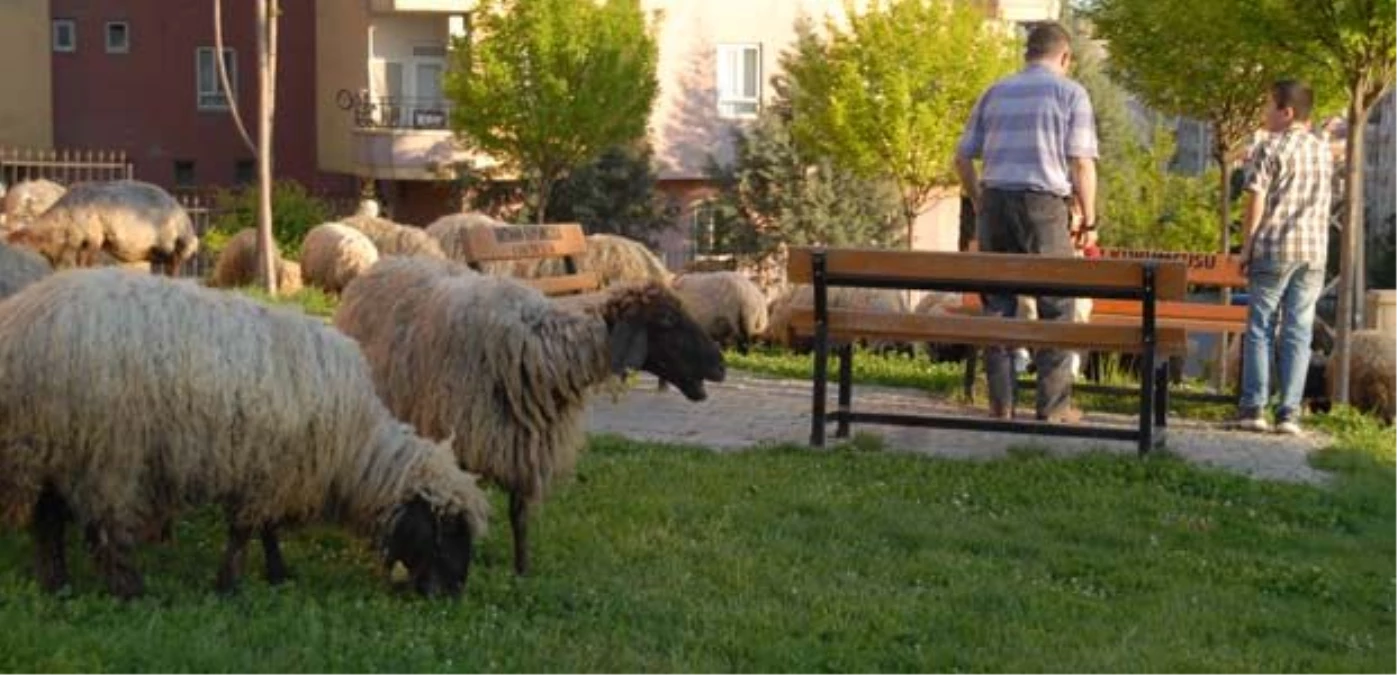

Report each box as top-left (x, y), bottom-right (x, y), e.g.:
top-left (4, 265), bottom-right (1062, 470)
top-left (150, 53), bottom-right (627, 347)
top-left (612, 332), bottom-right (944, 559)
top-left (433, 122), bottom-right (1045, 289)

top-left (1274, 413), bottom-right (1303, 436)
top-left (1228, 408), bottom-right (1271, 432)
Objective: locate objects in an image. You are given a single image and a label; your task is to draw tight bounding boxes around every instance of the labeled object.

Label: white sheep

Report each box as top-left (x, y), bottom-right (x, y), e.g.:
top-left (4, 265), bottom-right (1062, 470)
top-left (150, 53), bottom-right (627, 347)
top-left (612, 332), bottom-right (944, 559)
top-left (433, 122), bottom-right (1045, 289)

top-left (0, 240), bottom-right (53, 299)
top-left (671, 271), bottom-right (770, 354)
top-left (0, 269), bottom-right (491, 599)
top-left (341, 214), bottom-right (446, 259)
top-left (209, 228), bottom-right (304, 293)
top-left (334, 258), bottom-right (726, 575)
top-left (299, 222), bottom-right (381, 294)
top-left (2, 178), bottom-right (66, 230)
top-left (5, 179), bottom-right (198, 276)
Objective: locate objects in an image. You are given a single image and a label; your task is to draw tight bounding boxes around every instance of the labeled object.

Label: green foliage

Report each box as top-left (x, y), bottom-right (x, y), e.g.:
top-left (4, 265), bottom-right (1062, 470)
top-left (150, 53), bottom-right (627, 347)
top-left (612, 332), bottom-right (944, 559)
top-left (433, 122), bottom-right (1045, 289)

top-left (703, 98), bottom-right (905, 267)
top-left (445, 0), bottom-right (661, 223)
top-left (0, 432), bottom-right (1390, 671)
top-left (1087, 0), bottom-right (1317, 164)
top-left (208, 181), bottom-right (331, 258)
top-left (1242, 0), bottom-right (1393, 113)
top-left (235, 285), bottom-right (339, 320)
top-left (781, 0), bottom-right (1018, 224)
top-left (540, 140), bottom-right (676, 245)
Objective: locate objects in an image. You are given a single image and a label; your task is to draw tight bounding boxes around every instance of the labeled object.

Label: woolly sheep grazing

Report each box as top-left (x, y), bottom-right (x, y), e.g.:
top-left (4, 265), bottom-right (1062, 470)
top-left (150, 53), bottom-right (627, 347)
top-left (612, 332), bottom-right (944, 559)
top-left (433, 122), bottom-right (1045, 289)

top-left (342, 214), bottom-right (446, 259)
top-left (765, 284), bottom-right (909, 354)
top-left (1327, 330), bottom-right (1395, 422)
top-left (0, 269), bottom-right (490, 599)
top-left (5, 179), bottom-right (198, 275)
top-left (300, 222), bottom-right (381, 294)
top-left (335, 259), bottom-right (725, 575)
top-left (209, 228), bottom-right (304, 293)
top-left (0, 240), bottom-right (53, 299)
top-left (424, 212), bottom-right (527, 276)
top-left (2, 178), bottom-right (66, 229)
top-left (671, 271), bottom-right (770, 354)
top-left (579, 233), bottom-right (673, 287)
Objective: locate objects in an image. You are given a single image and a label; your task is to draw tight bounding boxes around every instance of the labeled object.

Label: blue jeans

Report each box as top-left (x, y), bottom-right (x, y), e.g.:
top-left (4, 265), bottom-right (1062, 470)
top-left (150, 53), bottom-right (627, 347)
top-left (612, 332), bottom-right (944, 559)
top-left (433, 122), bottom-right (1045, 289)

top-left (1240, 258), bottom-right (1325, 417)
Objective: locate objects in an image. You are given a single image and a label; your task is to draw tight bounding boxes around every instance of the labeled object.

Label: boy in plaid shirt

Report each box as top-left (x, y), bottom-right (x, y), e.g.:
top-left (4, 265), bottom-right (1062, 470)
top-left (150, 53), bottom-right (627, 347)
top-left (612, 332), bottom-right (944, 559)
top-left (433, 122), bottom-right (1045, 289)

top-left (1232, 80), bottom-right (1332, 435)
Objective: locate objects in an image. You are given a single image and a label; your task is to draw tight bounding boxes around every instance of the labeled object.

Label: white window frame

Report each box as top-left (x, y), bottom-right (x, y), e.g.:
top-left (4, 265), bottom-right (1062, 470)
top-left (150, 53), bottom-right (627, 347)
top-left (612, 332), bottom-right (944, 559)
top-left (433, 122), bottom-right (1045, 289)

top-left (196, 47), bottom-right (236, 111)
top-left (52, 19), bottom-right (76, 53)
top-left (716, 43), bottom-right (761, 120)
top-left (105, 21), bottom-right (130, 54)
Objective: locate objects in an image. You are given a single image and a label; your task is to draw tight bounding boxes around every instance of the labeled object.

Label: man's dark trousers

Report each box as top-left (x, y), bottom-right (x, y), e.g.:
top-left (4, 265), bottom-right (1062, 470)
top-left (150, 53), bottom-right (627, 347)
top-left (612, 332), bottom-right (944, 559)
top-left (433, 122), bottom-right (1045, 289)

top-left (977, 187), bottom-right (1075, 419)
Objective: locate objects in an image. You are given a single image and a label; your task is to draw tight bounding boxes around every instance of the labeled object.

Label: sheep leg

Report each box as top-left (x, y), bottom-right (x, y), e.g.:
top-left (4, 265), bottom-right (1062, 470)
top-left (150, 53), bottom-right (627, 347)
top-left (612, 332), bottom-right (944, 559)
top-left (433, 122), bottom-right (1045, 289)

top-left (260, 524), bottom-right (293, 585)
top-left (85, 522), bottom-right (144, 600)
top-left (509, 490), bottom-right (530, 576)
top-left (32, 485), bottom-right (72, 593)
top-left (215, 524), bottom-right (254, 595)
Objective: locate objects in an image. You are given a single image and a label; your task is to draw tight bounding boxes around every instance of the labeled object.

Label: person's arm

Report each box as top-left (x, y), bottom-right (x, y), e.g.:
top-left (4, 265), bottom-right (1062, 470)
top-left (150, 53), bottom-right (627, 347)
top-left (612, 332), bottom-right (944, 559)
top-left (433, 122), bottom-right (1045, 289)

top-left (955, 92), bottom-right (990, 213)
top-left (1239, 143), bottom-right (1275, 273)
top-left (1066, 88), bottom-right (1100, 248)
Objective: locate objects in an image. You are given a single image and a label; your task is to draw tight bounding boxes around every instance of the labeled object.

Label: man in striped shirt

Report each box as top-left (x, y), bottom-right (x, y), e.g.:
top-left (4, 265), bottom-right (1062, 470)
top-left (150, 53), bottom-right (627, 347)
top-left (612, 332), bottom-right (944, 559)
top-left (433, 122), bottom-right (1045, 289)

top-left (1232, 80), bottom-right (1332, 435)
top-left (954, 22), bottom-right (1098, 423)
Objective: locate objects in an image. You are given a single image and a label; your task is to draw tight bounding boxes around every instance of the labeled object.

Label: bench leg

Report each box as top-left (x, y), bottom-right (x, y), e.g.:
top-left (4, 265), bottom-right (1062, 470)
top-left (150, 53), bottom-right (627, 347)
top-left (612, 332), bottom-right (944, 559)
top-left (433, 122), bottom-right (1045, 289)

top-left (1137, 349), bottom-right (1156, 457)
top-left (836, 343), bottom-right (853, 439)
top-left (810, 332), bottom-right (830, 448)
top-left (1155, 361), bottom-right (1170, 428)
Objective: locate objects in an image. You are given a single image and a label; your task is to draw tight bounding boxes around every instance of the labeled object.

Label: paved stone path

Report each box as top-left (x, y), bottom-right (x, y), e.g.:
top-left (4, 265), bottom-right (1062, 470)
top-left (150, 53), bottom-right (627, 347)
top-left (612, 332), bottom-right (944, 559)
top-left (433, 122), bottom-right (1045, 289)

top-left (587, 371), bottom-right (1332, 484)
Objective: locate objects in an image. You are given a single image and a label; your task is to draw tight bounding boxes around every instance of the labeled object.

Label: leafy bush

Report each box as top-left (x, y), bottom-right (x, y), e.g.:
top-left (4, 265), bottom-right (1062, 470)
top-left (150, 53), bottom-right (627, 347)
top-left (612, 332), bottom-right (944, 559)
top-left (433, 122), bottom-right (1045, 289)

top-left (208, 180), bottom-right (332, 258)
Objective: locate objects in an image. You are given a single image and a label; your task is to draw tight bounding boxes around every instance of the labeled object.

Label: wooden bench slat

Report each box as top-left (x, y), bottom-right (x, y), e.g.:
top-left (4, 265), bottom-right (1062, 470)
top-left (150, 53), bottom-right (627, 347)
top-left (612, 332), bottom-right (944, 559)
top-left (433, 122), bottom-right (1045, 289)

top-left (1098, 248), bottom-right (1246, 288)
top-left (788, 308), bottom-right (1188, 356)
top-left (1091, 299), bottom-right (1247, 323)
top-left (463, 223), bottom-right (588, 263)
top-left (787, 247), bottom-right (1189, 301)
top-left (1087, 314), bottom-right (1249, 334)
top-left (526, 272), bottom-right (599, 296)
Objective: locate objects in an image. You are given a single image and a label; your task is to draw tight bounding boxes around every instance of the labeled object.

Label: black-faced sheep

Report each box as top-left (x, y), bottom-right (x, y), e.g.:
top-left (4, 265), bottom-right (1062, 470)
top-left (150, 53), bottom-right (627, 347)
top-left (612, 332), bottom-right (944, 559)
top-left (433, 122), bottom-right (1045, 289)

top-left (0, 240), bottom-right (53, 299)
top-left (209, 228), bottom-right (304, 293)
top-left (341, 214), bottom-right (446, 259)
top-left (335, 257), bottom-right (725, 575)
top-left (5, 179), bottom-right (198, 275)
top-left (1327, 329), bottom-right (1395, 422)
top-left (300, 222), bottom-right (381, 294)
top-left (0, 269), bottom-right (491, 599)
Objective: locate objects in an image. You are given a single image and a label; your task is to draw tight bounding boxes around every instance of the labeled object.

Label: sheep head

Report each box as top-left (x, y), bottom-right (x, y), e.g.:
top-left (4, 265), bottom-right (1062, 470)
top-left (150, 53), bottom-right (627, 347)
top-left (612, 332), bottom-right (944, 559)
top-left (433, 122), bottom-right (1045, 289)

top-left (601, 281), bottom-right (726, 401)
top-left (383, 495), bottom-right (475, 598)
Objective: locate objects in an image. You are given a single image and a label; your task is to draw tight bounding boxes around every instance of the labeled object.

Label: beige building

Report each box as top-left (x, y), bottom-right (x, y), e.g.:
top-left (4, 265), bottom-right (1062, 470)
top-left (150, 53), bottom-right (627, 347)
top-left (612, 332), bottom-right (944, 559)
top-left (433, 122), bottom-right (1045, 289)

top-left (0, 1), bottom-right (54, 149)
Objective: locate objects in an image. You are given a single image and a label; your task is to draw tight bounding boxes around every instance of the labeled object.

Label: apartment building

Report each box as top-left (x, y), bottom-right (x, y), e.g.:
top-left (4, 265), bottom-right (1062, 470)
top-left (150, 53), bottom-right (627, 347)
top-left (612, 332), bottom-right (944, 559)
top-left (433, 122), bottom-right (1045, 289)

top-left (1, 0), bottom-right (1062, 262)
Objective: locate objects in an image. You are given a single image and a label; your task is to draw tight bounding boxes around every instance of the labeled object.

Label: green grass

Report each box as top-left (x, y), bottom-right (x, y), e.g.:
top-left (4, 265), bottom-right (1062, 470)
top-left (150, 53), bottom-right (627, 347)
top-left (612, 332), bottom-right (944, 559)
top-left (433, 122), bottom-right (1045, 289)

top-left (0, 421), bottom-right (1390, 672)
top-left (234, 286), bottom-right (340, 319)
top-left (729, 345), bottom-right (1239, 420)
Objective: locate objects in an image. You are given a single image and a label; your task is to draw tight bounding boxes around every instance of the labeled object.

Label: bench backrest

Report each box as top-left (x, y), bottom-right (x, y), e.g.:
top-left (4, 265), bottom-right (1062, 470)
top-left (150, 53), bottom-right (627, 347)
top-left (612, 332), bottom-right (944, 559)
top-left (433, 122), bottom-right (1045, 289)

top-left (787, 247), bottom-right (1189, 301)
top-left (1097, 248), bottom-right (1245, 289)
top-left (459, 223), bottom-right (600, 296)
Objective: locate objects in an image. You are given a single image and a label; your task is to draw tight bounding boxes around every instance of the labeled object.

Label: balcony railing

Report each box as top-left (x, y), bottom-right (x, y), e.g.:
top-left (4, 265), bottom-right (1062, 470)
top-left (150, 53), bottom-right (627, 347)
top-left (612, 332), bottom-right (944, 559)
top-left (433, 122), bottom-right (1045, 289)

top-left (351, 95), bottom-right (453, 131)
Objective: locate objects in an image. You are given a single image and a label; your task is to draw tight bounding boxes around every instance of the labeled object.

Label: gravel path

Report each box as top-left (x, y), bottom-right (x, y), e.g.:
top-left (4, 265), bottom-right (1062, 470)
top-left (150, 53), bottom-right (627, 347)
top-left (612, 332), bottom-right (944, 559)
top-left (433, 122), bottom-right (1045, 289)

top-left (586, 370), bottom-right (1332, 484)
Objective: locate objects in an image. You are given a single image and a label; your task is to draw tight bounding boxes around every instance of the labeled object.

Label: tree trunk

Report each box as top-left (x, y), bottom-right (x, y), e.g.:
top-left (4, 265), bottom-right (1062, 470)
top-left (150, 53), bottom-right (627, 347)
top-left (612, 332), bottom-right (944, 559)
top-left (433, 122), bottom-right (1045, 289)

top-left (535, 172), bottom-right (553, 225)
top-left (255, 0), bottom-right (277, 294)
top-left (1334, 92), bottom-right (1369, 405)
top-left (1214, 148), bottom-right (1233, 392)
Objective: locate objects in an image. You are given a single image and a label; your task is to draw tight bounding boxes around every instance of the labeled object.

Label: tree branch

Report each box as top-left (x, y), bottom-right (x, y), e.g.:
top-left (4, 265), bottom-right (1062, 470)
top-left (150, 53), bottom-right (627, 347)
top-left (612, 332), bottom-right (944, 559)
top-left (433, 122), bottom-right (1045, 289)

top-left (214, 0), bottom-right (257, 157)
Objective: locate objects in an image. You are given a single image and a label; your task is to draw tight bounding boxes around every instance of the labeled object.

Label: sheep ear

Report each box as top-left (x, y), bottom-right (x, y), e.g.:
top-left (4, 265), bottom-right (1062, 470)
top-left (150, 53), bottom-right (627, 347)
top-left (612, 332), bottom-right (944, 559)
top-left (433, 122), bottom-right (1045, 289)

top-left (608, 318), bottom-right (648, 376)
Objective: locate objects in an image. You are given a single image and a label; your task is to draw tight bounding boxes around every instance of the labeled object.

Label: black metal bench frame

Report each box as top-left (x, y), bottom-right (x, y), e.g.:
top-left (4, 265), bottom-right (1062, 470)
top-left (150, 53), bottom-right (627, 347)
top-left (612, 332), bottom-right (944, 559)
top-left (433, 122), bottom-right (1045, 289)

top-left (804, 249), bottom-right (1173, 456)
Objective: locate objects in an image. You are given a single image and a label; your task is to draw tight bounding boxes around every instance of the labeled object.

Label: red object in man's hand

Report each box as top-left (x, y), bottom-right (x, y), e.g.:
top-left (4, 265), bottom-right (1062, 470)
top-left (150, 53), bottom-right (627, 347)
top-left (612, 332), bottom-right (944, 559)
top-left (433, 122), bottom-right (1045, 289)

top-left (1082, 244), bottom-right (1101, 258)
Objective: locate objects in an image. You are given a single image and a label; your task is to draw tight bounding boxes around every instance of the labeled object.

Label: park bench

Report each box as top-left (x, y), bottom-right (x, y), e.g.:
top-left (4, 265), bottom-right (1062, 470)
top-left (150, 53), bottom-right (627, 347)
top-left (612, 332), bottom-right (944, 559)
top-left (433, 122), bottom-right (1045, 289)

top-left (785, 246), bottom-right (1189, 456)
top-left (957, 248), bottom-right (1248, 401)
top-left (458, 222), bottom-right (602, 296)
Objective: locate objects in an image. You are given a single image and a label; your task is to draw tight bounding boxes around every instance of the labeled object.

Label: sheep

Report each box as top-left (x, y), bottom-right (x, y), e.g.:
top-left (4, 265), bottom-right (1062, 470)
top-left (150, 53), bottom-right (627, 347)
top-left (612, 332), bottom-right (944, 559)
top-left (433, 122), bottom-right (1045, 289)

top-left (914, 291), bottom-right (975, 364)
top-left (4, 179), bottom-right (198, 276)
top-left (765, 284), bottom-right (910, 355)
top-left (2, 178), bottom-right (66, 229)
top-left (209, 228), bottom-right (304, 293)
top-left (1327, 330), bottom-right (1395, 422)
top-left (335, 258), bottom-right (725, 575)
top-left (299, 222), bottom-right (381, 294)
top-left (578, 233), bottom-right (674, 287)
top-left (423, 212), bottom-right (528, 277)
top-left (0, 240), bottom-right (53, 299)
top-left (341, 214), bottom-right (446, 259)
top-left (0, 268), bottom-right (491, 599)
top-left (670, 271), bottom-right (770, 354)
top-left (1223, 336), bottom-right (1334, 414)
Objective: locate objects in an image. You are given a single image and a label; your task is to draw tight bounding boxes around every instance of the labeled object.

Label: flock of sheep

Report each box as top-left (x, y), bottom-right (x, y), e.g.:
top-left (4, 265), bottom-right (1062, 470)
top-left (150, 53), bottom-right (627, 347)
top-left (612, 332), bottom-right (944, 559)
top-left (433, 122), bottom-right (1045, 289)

top-left (0, 175), bottom-right (1392, 601)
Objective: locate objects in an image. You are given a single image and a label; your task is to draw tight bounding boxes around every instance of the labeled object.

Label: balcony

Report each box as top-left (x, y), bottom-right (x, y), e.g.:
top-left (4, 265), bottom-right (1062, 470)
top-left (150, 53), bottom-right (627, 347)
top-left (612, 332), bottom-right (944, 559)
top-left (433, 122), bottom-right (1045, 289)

top-left (352, 95), bottom-right (452, 131)
top-left (368, 0), bottom-right (474, 13)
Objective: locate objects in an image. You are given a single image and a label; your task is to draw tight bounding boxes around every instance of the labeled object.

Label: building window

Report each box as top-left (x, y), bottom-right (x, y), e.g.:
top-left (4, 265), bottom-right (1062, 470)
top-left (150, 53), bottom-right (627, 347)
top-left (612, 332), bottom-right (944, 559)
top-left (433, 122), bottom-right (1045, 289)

top-left (716, 44), bottom-right (761, 119)
top-left (52, 19), bottom-right (76, 53)
top-left (105, 22), bottom-right (130, 53)
top-left (690, 201), bottom-right (718, 256)
top-left (173, 160), bottom-right (196, 188)
top-left (196, 47), bottom-right (237, 110)
top-left (234, 159), bottom-right (255, 185)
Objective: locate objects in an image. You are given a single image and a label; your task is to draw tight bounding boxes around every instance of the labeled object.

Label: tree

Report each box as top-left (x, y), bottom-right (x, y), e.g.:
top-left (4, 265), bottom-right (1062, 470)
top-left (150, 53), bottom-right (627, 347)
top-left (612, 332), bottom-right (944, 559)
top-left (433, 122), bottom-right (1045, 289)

top-left (540, 140), bottom-right (677, 246)
top-left (704, 76), bottom-right (905, 280)
top-left (1090, 0), bottom-right (1316, 272)
top-left (212, 0), bottom-right (279, 294)
top-left (1242, 0), bottom-right (1396, 404)
top-left (781, 1), bottom-right (1018, 240)
top-left (444, 0), bottom-right (661, 224)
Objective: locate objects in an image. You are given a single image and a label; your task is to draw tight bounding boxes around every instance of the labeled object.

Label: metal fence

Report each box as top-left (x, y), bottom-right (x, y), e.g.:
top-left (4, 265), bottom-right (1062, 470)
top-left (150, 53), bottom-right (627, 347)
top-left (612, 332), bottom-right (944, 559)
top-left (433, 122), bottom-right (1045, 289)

top-left (0, 147), bottom-right (133, 187)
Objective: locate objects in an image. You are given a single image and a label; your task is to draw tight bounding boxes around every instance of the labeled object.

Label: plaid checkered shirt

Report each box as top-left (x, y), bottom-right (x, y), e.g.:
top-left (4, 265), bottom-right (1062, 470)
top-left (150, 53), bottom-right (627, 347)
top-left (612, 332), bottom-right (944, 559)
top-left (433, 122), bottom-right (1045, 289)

top-left (1244, 125), bottom-right (1332, 265)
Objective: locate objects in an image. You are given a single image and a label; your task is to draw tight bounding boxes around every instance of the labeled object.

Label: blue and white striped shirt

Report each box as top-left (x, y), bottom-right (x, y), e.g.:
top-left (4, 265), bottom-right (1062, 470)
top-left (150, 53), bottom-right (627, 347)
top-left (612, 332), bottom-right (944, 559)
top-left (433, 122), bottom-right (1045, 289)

top-left (955, 64), bottom-right (1098, 198)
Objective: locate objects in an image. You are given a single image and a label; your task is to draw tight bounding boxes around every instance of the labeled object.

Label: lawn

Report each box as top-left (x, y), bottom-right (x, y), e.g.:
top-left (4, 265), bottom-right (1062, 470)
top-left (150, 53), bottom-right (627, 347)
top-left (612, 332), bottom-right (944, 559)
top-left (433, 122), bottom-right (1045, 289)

top-left (0, 411), bottom-right (1390, 672)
